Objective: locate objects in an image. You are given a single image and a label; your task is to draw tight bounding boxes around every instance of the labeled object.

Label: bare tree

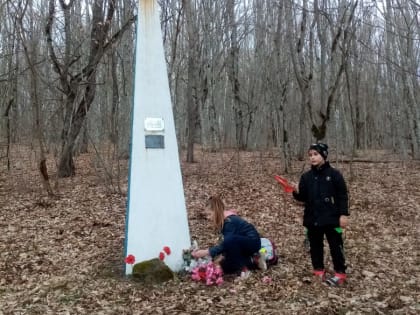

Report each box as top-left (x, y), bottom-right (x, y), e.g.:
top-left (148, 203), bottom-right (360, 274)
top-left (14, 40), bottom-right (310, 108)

top-left (183, 0), bottom-right (200, 162)
top-left (45, 0), bottom-right (135, 177)
top-left (225, 0), bottom-right (246, 149)
top-left (1, 2), bottom-right (19, 171)
top-left (391, 1), bottom-right (420, 158)
top-left (2, 0), bottom-right (419, 177)
top-left (16, 0), bottom-right (53, 195)
top-left (287, 0), bottom-right (358, 143)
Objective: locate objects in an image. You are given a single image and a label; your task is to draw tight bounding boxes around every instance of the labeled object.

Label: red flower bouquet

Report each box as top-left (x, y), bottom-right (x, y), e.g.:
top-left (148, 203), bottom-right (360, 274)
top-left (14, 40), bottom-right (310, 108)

top-left (191, 261), bottom-right (223, 286)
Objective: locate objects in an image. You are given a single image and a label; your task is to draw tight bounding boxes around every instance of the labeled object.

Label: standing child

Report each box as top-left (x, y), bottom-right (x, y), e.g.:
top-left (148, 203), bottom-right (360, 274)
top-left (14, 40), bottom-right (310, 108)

top-left (292, 143), bottom-right (349, 286)
top-left (192, 196), bottom-right (264, 278)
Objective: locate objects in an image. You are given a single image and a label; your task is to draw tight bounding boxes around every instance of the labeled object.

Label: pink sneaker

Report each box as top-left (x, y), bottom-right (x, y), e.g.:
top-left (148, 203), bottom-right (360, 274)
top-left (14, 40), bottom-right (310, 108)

top-left (313, 270), bottom-right (326, 282)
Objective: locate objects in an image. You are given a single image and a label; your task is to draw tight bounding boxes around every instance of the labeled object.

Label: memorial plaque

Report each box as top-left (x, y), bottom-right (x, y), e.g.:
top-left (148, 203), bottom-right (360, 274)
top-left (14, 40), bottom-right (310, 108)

top-left (145, 135), bottom-right (164, 149)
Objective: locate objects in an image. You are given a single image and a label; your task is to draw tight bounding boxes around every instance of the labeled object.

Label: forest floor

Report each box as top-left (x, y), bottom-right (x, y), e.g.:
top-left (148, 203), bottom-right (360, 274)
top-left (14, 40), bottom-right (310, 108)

top-left (0, 147), bottom-right (419, 315)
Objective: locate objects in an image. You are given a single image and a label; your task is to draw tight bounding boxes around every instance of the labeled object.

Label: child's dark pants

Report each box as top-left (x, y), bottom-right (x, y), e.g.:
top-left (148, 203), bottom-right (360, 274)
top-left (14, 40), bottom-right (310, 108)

top-left (307, 226), bottom-right (346, 273)
top-left (220, 235), bottom-right (260, 274)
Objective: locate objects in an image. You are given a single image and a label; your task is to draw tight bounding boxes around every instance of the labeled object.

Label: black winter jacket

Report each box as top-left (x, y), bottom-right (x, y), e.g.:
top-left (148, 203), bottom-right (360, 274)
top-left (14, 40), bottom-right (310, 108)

top-left (209, 215), bottom-right (260, 257)
top-left (293, 162), bottom-right (349, 227)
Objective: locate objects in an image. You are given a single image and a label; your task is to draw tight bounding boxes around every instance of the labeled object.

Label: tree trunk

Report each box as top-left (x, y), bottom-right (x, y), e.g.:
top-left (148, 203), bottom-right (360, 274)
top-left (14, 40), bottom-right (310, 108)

top-left (183, 0), bottom-right (200, 163)
top-left (110, 47), bottom-right (119, 145)
top-left (225, 0), bottom-right (245, 149)
top-left (3, 99), bottom-right (13, 171)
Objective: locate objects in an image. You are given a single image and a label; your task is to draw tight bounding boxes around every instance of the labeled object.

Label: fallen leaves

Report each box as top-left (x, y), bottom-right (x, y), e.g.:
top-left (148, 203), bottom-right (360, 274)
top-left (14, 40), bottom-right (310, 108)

top-left (0, 149), bottom-right (419, 314)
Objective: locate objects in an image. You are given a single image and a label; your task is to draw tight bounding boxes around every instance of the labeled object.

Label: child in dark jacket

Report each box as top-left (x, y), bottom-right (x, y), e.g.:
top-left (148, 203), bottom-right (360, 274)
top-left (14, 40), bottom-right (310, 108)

top-left (192, 196), bottom-right (262, 277)
top-left (293, 143), bottom-right (349, 286)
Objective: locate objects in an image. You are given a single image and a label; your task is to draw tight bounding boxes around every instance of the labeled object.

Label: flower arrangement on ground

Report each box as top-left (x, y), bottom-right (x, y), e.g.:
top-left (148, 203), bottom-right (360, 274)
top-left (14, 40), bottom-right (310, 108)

top-left (191, 260), bottom-right (224, 286)
top-left (182, 240), bottom-right (224, 286)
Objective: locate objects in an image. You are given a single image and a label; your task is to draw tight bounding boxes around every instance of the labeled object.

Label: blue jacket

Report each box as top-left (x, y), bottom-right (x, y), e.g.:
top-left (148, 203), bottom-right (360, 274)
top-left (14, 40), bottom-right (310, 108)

top-left (293, 162), bottom-right (349, 227)
top-left (209, 215), bottom-right (261, 257)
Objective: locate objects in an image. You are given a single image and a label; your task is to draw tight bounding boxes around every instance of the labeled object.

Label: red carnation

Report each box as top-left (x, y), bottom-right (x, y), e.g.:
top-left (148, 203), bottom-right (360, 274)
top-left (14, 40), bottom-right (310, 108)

top-left (125, 254), bottom-right (135, 265)
top-left (159, 252), bottom-right (165, 261)
top-left (163, 246), bottom-right (171, 255)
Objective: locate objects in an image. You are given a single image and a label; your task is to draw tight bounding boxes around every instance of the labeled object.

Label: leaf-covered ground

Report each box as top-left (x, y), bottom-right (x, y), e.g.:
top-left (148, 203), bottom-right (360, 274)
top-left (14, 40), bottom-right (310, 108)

top-left (0, 148), bottom-right (419, 314)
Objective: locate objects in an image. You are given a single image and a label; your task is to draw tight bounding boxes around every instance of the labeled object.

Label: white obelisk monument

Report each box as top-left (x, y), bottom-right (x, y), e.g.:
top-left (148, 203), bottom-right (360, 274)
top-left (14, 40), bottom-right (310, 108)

top-left (124, 0), bottom-right (191, 274)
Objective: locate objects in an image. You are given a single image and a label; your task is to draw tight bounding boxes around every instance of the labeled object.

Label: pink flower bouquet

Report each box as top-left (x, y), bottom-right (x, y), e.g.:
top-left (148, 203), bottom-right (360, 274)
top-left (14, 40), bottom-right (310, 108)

top-left (191, 261), bottom-right (223, 286)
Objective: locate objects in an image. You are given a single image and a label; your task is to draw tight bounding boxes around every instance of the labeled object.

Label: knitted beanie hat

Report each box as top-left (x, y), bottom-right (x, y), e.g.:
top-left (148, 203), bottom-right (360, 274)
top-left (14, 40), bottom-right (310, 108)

top-left (308, 143), bottom-right (329, 160)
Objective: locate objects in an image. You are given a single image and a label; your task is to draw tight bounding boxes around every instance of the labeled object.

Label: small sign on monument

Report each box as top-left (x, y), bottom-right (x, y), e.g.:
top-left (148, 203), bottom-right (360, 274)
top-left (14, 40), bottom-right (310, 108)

top-left (144, 117), bottom-right (164, 132)
top-left (145, 117), bottom-right (165, 149)
top-left (145, 135), bottom-right (164, 149)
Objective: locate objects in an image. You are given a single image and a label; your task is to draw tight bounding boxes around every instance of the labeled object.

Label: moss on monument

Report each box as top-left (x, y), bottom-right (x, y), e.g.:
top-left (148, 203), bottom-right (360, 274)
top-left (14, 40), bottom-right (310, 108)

top-left (131, 258), bottom-right (175, 285)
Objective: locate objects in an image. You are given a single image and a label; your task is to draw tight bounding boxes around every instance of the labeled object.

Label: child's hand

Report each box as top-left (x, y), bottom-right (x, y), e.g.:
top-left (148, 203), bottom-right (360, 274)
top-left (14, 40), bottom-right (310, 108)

top-left (192, 249), bottom-right (209, 258)
top-left (339, 215), bottom-right (349, 228)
